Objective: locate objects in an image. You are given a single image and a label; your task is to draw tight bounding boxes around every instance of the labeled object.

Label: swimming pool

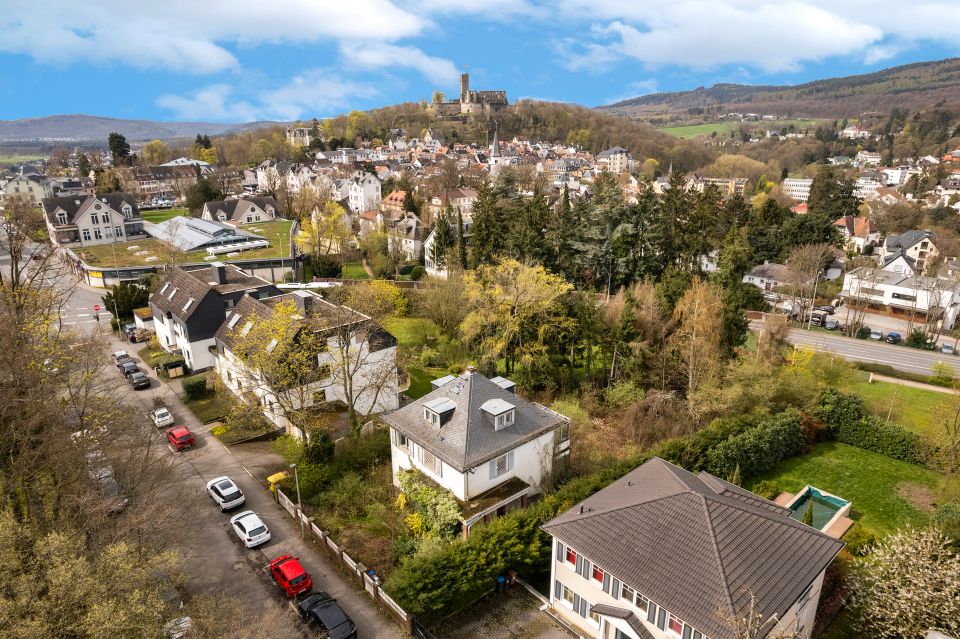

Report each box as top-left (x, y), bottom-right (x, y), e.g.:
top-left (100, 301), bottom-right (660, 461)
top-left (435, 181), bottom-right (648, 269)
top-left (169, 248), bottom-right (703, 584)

top-left (784, 486), bottom-right (851, 532)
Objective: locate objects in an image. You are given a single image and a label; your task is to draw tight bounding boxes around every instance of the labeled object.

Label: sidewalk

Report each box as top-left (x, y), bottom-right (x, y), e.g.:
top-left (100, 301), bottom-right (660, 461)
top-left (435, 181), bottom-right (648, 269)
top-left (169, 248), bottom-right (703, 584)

top-left (868, 372), bottom-right (957, 394)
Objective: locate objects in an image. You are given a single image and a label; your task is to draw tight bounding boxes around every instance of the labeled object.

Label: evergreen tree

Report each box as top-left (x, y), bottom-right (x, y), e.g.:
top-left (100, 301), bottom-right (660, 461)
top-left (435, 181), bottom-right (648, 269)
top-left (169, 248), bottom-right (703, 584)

top-left (807, 165), bottom-right (859, 218)
top-left (430, 210), bottom-right (453, 271)
top-left (456, 210), bottom-right (467, 270)
top-left (77, 153), bottom-right (91, 176)
top-left (402, 190), bottom-right (419, 215)
top-left (185, 176), bottom-right (224, 214)
top-left (547, 185), bottom-right (576, 277)
top-left (647, 172), bottom-right (691, 277)
top-left (468, 182), bottom-right (502, 268)
top-left (107, 132), bottom-right (130, 165)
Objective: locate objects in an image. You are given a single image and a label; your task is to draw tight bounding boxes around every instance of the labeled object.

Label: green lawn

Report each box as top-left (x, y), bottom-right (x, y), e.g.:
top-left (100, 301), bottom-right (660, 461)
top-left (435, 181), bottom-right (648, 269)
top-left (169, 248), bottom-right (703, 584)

top-left (406, 366), bottom-right (448, 399)
top-left (341, 262), bottom-right (369, 279)
top-left (141, 207), bottom-right (189, 223)
top-left (381, 317), bottom-right (441, 349)
top-left (183, 387), bottom-right (234, 423)
top-left (749, 442), bottom-right (940, 537)
top-left (843, 374), bottom-right (951, 446)
top-left (658, 118), bottom-right (823, 139)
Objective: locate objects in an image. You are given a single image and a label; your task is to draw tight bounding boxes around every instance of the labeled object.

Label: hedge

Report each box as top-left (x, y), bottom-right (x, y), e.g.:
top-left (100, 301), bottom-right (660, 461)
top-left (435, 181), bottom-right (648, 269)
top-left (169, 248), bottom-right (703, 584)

top-left (706, 409), bottom-right (806, 480)
top-left (181, 375), bottom-right (208, 401)
top-left (815, 389), bottom-right (938, 467)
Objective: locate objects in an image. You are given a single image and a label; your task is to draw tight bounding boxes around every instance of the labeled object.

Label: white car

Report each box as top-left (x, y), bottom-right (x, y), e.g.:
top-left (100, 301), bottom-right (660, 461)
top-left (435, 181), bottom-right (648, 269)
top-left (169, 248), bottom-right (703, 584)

top-left (150, 407), bottom-right (175, 428)
top-left (110, 350), bottom-right (129, 364)
top-left (206, 476), bottom-right (245, 511)
top-left (230, 510), bottom-right (270, 548)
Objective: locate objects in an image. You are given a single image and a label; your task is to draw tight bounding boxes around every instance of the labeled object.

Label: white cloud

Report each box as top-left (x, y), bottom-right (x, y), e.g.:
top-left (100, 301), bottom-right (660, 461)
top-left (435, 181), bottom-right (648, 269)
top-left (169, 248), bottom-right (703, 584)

top-left (556, 0), bottom-right (959, 73)
top-left (157, 72), bottom-right (379, 122)
top-left (339, 43), bottom-right (459, 84)
top-left (0, 0), bottom-right (425, 73)
top-left (604, 79), bottom-right (659, 105)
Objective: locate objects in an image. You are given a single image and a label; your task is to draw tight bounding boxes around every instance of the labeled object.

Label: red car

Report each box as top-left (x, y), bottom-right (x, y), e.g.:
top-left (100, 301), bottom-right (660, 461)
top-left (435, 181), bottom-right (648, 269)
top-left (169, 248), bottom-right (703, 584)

top-left (269, 555), bottom-right (313, 597)
top-left (165, 426), bottom-right (195, 451)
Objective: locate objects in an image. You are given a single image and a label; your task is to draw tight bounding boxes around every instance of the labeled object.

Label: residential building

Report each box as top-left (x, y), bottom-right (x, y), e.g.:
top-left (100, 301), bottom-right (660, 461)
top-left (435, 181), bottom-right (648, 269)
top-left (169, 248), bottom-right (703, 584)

top-left (382, 370), bottom-right (570, 537)
top-left (201, 196), bottom-right (280, 226)
top-left (743, 261), bottom-right (791, 291)
top-left (149, 263), bottom-right (279, 371)
top-left (840, 125), bottom-right (871, 139)
top-left (878, 230), bottom-right (938, 274)
top-left (854, 177), bottom-right (881, 200)
top-left (428, 187), bottom-right (478, 219)
top-left (843, 267), bottom-right (960, 329)
top-left (543, 457), bottom-right (843, 639)
top-left (423, 210), bottom-right (473, 279)
top-left (687, 176), bottom-right (748, 198)
top-left (832, 216), bottom-right (880, 253)
top-left (4, 170), bottom-right (54, 205)
top-left (347, 173), bottom-right (382, 213)
top-left (782, 178), bottom-right (813, 203)
top-left (41, 192), bottom-right (145, 248)
top-left (596, 147), bottom-right (632, 174)
top-left (855, 151), bottom-right (882, 167)
top-left (387, 211), bottom-right (424, 261)
top-left (214, 290), bottom-right (398, 436)
top-left (381, 190), bottom-right (408, 218)
top-left (117, 165), bottom-right (198, 203)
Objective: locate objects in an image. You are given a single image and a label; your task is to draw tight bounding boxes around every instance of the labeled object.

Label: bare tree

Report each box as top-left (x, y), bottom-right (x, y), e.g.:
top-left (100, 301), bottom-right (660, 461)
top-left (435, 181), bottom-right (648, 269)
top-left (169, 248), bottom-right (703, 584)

top-left (720, 593), bottom-right (800, 639)
top-left (843, 267), bottom-right (884, 338)
top-left (784, 243), bottom-right (832, 326)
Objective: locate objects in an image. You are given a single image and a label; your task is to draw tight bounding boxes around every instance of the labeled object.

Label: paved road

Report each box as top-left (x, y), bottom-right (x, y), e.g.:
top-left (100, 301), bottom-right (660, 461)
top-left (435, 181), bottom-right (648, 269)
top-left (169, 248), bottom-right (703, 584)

top-left (772, 325), bottom-right (960, 377)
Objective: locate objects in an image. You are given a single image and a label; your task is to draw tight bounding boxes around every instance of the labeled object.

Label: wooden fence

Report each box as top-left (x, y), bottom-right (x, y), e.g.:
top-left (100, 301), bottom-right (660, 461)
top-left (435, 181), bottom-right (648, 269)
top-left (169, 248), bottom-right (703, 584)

top-left (275, 488), bottom-right (414, 634)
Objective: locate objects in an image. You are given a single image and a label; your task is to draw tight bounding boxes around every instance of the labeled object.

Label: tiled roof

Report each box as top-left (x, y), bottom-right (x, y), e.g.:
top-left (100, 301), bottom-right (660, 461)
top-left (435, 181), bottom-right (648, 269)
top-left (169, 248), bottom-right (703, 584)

top-left (41, 192), bottom-right (139, 226)
top-left (149, 264), bottom-right (273, 322)
top-left (543, 457), bottom-right (844, 639)
top-left (380, 372), bottom-right (567, 472)
top-left (203, 196), bottom-right (279, 221)
top-left (885, 229), bottom-right (933, 251)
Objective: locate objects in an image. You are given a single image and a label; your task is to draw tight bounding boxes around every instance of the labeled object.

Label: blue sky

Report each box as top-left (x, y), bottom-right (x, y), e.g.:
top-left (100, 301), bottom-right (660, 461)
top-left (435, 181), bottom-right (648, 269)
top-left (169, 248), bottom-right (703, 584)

top-left (0, 0), bottom-right (957, 123)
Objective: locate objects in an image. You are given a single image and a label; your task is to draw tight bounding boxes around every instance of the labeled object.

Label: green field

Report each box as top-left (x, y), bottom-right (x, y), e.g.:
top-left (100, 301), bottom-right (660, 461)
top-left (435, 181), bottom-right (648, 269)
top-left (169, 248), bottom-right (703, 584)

top-left (381, 317), bottom-right (441, 349)
top-left (141, 207), bottom-right (189, 223)
top-left (659, 118), bottom-right (824, 139)
top-left (0, 154), bottom-right (46, 165)
top-left (341, 262), bottom-right (369, 279)
top-left (749, 442), bottom-right (940, 537)
top-left (844, 374), bottom-right (952, 446)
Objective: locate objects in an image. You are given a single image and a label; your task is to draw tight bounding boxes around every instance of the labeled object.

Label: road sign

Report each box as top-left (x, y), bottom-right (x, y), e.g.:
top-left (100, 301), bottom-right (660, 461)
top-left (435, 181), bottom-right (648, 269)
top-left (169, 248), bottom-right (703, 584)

top-left (93, 304), bottom-right (100, 311)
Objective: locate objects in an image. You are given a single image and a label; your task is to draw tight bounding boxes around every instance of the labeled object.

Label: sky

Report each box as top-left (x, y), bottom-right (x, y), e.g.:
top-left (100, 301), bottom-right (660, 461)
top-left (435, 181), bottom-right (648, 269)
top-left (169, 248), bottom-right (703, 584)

top-left (0, 0), bottom-right (958, 123)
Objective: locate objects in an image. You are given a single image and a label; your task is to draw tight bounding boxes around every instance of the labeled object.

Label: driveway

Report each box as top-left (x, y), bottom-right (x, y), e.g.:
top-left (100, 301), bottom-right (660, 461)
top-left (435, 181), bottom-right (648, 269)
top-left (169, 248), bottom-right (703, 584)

top-left (432, 586), bottom-right (575, 639)
top-left (102, 329), bottom-right (404, 639)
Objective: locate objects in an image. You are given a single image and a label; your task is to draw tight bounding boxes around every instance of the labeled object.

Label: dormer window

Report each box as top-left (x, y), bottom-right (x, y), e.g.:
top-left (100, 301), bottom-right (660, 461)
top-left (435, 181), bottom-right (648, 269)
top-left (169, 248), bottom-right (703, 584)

top-left (56, 212), bottom-right (67, 225)
top-left (423, 397), bottom-right (456, 426)
top-left (481, 398), bottom-right (516, 430)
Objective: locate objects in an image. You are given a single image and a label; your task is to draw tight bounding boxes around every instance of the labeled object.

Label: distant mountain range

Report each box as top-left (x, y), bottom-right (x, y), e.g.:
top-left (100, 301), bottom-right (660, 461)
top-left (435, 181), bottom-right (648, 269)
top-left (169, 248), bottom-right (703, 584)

top-left (601, 58), bottom-right (960, 123)
top-left (0, 114), bottom-right (283, 143)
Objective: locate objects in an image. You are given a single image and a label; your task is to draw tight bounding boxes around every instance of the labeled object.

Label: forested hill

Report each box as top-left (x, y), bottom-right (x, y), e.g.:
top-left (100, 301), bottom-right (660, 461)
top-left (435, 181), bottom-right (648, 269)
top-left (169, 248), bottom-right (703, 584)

top-left (601, 57), bottom-right (960, 123)
top-left (0, 114), bottom-right (281, 143)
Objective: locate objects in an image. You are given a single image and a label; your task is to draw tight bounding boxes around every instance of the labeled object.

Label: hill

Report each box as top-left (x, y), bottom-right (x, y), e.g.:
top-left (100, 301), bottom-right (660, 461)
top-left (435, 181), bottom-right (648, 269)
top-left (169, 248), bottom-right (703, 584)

top-left (602, 57), bottom-right (960, 125)
top-left (0, 114), bottom-right (282, 143)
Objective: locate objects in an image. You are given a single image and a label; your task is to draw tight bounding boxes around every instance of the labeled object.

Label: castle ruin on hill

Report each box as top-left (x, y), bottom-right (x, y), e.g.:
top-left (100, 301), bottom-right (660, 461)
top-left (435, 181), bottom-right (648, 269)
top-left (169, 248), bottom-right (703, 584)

top-left (429, 73), bottom-right (508, 116)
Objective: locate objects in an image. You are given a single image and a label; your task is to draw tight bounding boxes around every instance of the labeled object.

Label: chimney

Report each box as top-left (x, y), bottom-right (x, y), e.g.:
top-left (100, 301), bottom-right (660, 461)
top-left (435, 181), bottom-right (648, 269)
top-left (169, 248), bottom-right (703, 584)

top-left (210, 261), bottom-right (227, 285)
top-left (293, 290), bottom-right (313, 316)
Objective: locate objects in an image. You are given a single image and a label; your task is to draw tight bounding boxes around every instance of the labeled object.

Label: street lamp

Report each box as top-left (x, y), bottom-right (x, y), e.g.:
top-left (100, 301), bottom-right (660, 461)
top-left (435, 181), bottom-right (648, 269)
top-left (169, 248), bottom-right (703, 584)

top-left (806, 272), bottom-right (822, 331)
top-left (290, 462), bottom-right (304, 538)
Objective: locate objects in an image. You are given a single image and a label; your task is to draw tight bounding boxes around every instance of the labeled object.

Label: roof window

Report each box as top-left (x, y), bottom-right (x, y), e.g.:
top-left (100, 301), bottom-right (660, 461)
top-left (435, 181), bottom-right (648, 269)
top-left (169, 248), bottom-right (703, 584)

top-left (240, 322), bottom-right (253, 337)
top-left (182, 298), bottom-right (194, 312)
top-left (159, 283), bottom-right (169, 295)
top-left (227, 314), bottom-right (242, 329)
top-left (167, 287), bottom-right (178, 300)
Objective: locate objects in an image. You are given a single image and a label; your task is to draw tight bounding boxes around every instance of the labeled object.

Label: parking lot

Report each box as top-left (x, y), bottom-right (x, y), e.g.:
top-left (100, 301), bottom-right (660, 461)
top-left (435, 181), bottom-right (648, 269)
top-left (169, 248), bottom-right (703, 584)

top-left (106, 332), bottom-right (404, 639)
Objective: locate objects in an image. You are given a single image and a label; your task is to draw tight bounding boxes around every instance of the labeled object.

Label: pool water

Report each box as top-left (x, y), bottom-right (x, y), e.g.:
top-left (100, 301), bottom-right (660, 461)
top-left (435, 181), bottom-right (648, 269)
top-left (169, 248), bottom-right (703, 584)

top-left (789, 493), bottom-right (843, 529)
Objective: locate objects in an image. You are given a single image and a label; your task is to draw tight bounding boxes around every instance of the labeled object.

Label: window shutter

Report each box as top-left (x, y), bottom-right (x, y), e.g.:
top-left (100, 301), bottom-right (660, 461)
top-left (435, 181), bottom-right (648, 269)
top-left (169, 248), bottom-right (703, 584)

top-left (657, 608), bottom-right (667, 630)
top-left (555, 580), bottom-right (563, 600)
top-left (693, 631), bottom-right (703, 639)
top-left (682, 626), bottom-right (692, 639)
top-left (575, 555), bottom-right (583, 575)
top-left (601, 572), bottom-right (611, 593)
top-left (573, 593), bottom-right (582, 616)
top-left (610, 577), bottom-right (621, 599)
top-left (507, 450), bottom-right (514, 471)
top-left (580, 599), bottom-right (588, 618)
top-left (647, 602), bottom-right (657, 624)
top-left (556, 541), bottom-right (564, 561)
top-left (489, 460), bottom-right (496, 480)
top-left (581, 558), bottom-right (591, 579)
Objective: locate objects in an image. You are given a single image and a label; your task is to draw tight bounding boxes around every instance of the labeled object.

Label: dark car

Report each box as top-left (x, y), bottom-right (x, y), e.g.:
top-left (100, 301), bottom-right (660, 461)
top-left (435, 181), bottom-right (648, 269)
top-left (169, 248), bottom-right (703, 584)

top-left (297, 592), bottom-right (356, 639)
top-left (814, 305), bottom-right (835, 315)
top-left (115, 355), bottom-right (133, 369)
top-left (825, 319), bottom-right (841, 331)
top-left (885, 332), bottom-right (902, 344)
top-left (128, 372), bottom-right (150, 389)
top-left (123, 323), bottom-right (137, 339)
top-left (119, 360), bottom-right (139, 376)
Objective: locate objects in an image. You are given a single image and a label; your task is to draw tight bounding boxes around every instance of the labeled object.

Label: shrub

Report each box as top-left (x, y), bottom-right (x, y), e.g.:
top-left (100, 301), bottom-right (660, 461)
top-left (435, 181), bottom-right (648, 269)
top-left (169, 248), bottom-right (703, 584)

top-left (751, 480), bottom-right (781, 500)
top-left (932, 361), bottom-right (956, 385)
top-left (831, 414), bottom-right (935, 467)
top-left (302, 431), bottom-right (335, 464)
top-left (815, 388), bottom-right (865, 430)
top-left (210, 424), bottom-right (228, 437)
top-left (843, 522), bottom-right (877, 556)
top-left (706, 409), bottom-right (807, 479)
top-left (409, 265), bottom-right (425, 281)
top-left (181, 375), bottom-right (208, 401)
top-left (311, 254), bottom-right (342, 278)
top-left (603, 380), bottom-right (645, 411)
top-left (419, 347), bottom-right (441, 366)
top-left (856, 325), bottom-right (871, 339)
top-left (933, 503), bottom-right (960, 543)
top-left (398, 469), bottom-right (462, 541)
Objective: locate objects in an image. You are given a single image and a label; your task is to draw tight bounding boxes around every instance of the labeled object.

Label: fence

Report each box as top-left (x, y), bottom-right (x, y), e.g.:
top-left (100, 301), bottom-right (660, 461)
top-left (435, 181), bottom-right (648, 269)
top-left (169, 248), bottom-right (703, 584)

top-left (275, 488), bottom-right (414, 634)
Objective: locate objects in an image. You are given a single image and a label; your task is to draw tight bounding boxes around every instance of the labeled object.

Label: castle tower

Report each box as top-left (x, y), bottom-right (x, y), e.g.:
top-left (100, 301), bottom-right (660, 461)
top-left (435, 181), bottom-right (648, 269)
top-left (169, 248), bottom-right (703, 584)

top-left (460, 73), bottom-right (470, 104)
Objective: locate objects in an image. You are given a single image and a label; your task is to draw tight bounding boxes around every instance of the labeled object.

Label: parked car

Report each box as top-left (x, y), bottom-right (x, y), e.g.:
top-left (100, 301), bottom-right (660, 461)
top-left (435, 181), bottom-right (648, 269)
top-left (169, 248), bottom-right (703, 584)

top-left (942, 343), bottom-right (956, 356)
top-left (122, 323), bottom-right (137, 339)
top-left (885, 332), bottom-right (902, 344)
top-left (206, 476), bottom-right (245, 511)
top-left (151, 407), bottom-right (175, 428)
top-left (230, 510), bottom-right (271, 548)
top-left (111, 350), bottom-right (129, 364)
top-left (119, 360), bottom-right (139, 376)
top-left (166, 426), bottom-right (195, 451)
top-left (269, 555), bottom-right (313, 597)
top-left (296, 592), bottom-right (356, 639)
top-left (869, 329), bottom-right (883, 340)
top-left (810, 311), bottom-right (827, 327)
top-left (814, 305), bottom-right (835, 315)
top-left (129, 372), bottom-right (150, 389)
top-left (825, 319), bottom-right (841, 331)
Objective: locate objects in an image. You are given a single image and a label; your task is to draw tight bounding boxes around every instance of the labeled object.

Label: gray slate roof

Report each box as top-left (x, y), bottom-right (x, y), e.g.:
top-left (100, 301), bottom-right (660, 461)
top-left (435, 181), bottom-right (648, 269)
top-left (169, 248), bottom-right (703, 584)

top-left (202, 196), bottom-right (279, 222)
top-left (590, 604), bottom-right (655, 639)
top-left (542, 457), bottom-right (844, 639)
top-left (885, 229), bottom-right (933, 251)
top-left (41, 192), bottom-right (139, 226)
top-left (380, 372), bottom-right (566, 472)
top-left (149, 264), bottom-right (274, 323)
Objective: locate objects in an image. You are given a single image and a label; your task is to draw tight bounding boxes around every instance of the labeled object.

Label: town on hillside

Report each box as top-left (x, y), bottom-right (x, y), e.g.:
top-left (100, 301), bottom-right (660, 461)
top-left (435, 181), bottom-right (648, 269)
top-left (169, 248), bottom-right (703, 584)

top-left (3, 53), bottom-right (960, 639)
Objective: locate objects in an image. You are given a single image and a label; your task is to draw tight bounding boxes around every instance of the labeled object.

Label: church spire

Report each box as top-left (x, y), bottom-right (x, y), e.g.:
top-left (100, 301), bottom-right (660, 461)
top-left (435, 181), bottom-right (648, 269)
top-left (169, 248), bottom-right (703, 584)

top-left (490, 125), bottom-right (501, 158)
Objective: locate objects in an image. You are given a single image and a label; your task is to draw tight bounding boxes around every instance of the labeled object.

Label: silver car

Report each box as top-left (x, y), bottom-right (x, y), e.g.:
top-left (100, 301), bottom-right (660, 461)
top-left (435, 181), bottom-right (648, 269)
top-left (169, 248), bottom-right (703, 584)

top-left (230, 510), bottom-right (270, 548)
top-left (207, 476), bottom-right (245, 511)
